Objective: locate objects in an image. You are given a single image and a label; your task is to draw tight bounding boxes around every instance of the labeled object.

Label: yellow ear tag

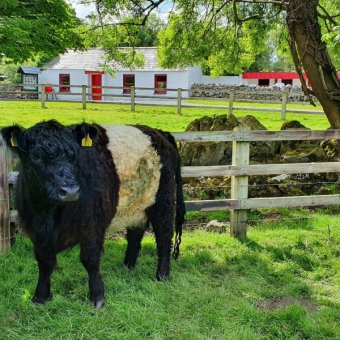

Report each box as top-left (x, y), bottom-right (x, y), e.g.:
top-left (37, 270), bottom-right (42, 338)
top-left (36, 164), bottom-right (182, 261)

top-left (81, 134), bottom-right (92, 147)
top-left (10, 133), bottom-right (17, 147)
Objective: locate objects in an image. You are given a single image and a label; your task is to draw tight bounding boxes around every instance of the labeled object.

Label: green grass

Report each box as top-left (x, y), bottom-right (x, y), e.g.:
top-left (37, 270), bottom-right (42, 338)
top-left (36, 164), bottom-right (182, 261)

top-left (186, 98), bottom-right (323, 110)
top-left (0, 208), bottom-right (339, 339)
top-left (0, 100), bottom-right (338, 338)
top-left (0, 100), bottom-right (331, 131)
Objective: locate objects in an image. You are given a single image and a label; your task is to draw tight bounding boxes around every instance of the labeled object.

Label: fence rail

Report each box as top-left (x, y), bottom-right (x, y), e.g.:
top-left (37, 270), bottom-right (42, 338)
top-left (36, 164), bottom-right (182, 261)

top-left (1, 127), bottom-right (339, 254)
top-left (0, 84), bottom-right (324, 118)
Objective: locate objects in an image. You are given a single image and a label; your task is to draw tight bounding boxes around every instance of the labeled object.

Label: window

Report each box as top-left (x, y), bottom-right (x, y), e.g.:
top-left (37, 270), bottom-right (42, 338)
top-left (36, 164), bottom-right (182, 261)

top-left (282, 79), bottom-right (293, 86)
top-left (123, 74), bottom-right (135, 94)
top-left (59, 74), bottom-right (70, 92)
top-left (155, 74), bottom-right (167, 94)
top-left (258, 79), bottom-right (270, 86)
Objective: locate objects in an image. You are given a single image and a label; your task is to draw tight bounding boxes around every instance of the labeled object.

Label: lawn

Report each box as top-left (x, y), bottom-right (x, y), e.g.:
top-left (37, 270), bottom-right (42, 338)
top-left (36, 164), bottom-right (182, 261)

top-left (0, 100), bottom-right (331, 131)
top-left (0, 208), bottom-right (339, 339)
top-left (0, 100), bottom-right (339, 339)
top-left (186, 98), bottom-right (323, 110)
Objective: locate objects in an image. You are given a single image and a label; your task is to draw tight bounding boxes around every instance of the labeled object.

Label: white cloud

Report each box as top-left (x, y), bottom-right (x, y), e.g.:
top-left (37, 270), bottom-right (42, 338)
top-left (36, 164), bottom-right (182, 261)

top-left (67, 1), bottom-right (96, 19)
top-left (68, 0), bottom-right (173, 21)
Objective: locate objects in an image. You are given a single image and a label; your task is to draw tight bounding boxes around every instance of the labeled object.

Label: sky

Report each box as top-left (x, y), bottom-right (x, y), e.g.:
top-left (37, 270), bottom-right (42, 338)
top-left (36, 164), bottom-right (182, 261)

top-left (67, 1), bottom-right (95, 19)
top-left (68, 1), bottom-right (173, 19)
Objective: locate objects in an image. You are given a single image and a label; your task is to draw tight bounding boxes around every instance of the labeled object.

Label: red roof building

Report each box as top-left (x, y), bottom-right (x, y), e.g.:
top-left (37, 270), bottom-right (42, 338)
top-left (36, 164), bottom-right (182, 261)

top-left (242, 71), bottom-right (340, 87)
top-left (242, 71), bottom-right (306, 86)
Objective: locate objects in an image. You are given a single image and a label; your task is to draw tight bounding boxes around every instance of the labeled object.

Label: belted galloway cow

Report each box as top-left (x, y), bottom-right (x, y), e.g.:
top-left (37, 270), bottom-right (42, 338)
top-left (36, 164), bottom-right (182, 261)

top-left (1, 120), bottom-right (185, 308)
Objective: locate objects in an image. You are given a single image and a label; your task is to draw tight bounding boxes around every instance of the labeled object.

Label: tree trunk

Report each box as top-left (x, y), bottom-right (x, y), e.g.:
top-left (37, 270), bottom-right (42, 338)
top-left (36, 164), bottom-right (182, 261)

top-left (287, 0), bottom-right (340, 130)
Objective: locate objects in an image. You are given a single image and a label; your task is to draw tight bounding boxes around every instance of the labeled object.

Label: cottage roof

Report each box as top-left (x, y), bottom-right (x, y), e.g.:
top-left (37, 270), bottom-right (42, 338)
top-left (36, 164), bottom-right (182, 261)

top-left (43, 47), bottom-right (187, 72)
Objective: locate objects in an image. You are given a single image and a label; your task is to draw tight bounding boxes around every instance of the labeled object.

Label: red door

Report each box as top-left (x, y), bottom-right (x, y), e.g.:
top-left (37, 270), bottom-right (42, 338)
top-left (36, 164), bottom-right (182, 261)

top-left (92, 74), bottom-right (102, 101)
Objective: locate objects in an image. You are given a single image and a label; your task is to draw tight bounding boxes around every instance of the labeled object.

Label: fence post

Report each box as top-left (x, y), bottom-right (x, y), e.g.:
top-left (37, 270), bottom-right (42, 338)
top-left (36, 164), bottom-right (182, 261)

top-left (228, 89), bottom-right (235, 117)
top-left (131, 86), bottom-right (135, 112)
top-left (177, 88), bottom-right (182, 115)
top-left (281, 90), bottom-right (289, 120)
top-left (0, 137), bottom-right (11, 254)
top-left (41, 84), bottom-right (46, 109)
top-left (82, 85), bottom-right (87, 110)
top-left (230, 125), bottom-right (250, 239)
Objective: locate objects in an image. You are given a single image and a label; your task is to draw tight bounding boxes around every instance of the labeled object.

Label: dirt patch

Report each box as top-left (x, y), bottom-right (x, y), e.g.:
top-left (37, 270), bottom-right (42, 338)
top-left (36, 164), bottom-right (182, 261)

top-left (258, 297), bottom-right (319, 312)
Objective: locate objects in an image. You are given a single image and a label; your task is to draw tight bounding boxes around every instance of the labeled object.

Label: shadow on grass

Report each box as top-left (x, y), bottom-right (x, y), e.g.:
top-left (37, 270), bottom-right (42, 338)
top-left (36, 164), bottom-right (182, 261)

top-left (1, 230), bottom-right (339, 339)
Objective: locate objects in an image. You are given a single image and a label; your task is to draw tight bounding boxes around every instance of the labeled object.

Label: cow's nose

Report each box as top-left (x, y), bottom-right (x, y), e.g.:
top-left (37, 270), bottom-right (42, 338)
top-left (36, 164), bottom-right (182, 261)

top-left (58, 186), bottom-right (80, 202)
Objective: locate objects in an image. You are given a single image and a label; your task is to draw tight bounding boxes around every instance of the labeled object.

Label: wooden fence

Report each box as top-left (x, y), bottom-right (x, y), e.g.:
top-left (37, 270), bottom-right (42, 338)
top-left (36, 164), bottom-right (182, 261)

top-left (0, 84), bottom-right (324, 119)
top-left (0, 126), bottom-right (339, 254)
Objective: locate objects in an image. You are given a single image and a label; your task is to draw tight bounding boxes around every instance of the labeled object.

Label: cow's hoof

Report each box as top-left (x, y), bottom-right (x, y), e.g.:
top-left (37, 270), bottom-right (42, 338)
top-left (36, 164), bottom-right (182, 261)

top-left (156, 272), bottom-right (169, 281)
top-left (93, 298), bottom-right (105, 309)
top-left (124, 261), bottom-right (136, 269)
top-left (32, 295), bottom-right (51, 305)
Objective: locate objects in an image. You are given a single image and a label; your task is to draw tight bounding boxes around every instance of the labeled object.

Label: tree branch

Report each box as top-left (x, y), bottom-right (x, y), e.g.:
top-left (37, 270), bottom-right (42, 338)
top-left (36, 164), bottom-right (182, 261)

top-left (317, 3), bottom-right (339, 27)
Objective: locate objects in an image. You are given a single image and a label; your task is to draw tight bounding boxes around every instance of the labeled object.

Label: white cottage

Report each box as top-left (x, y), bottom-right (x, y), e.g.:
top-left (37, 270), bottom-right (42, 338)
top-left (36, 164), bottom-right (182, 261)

top-left (40, 47), bottom-right (243, 101)
top-left (39, 47), bottom-right (206, 101)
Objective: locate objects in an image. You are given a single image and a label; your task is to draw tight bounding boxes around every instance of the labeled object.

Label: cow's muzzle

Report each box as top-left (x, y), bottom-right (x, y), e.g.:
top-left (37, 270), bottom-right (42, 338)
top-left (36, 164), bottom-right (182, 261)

top-left (58, 186), bottom-right (80, 202)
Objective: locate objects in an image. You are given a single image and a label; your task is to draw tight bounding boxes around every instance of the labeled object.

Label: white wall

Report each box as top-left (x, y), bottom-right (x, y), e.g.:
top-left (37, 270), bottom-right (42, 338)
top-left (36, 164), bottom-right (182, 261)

top-left (199, 75), bottom-right (242, 85)
top-left (41, 69), bottom-right (191, 101)
top-left (39, 69), bottom-right (86, 101)
top-left (104, 70), bottom-right (190, 99)
top-left (42, 68), bottom-right (249, 101)
top-left (187, 66), bottom-right (203, 88)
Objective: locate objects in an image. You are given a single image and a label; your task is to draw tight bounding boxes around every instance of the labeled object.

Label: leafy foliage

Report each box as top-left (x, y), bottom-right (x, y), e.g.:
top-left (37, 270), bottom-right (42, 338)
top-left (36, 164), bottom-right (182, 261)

top-left (83, 13), bottom-right (165, 70)
top-left (81, 0), bottom-right (339, 74)
top-left (157, 2), bottom-right (276, 75)
top-left (0, 0), bottom-right (83, 63)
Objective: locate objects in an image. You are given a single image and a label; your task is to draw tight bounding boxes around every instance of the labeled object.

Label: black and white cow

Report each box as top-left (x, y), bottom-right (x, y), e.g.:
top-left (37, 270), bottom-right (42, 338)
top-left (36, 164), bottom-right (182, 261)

top-left (1, 120), bottom-right (185, 308)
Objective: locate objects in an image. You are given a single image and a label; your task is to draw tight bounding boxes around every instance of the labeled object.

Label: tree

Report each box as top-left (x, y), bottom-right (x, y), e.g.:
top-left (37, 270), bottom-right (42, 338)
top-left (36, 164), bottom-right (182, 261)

top-left (0, 0), bottom-right (83, 64)
top-left (82, 13), bottom-right (165, 70)
top-left (85, 13), bottom-right (164, 48)
top-left (249, 24), bottom-right (295, 72)
top-left (286, 1), bottom-right (340, 130)
top-left (85, 0), bottom-right (340, 131)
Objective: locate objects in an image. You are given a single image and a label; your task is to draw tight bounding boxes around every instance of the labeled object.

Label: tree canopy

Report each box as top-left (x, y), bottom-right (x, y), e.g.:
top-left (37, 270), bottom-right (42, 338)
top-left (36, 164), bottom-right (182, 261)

top-left (83, 13), bottom-right (165, 69)
top-left (85, 0), bottom-right (339, 74)
top-left (0, 0), bottom-right (83, 64)
top-left (85, 0), bottom-right (340, 131)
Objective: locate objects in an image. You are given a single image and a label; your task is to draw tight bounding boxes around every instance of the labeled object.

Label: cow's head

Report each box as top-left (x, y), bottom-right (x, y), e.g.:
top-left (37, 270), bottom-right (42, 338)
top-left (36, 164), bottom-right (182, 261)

top-left (1, 120), bottom-right (81, 203)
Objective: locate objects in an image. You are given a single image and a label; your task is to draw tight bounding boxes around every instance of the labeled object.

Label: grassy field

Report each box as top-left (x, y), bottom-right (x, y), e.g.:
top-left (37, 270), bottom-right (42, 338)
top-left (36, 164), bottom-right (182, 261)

top-left (0, 208), bottom-right (339, 339)
top-left (0, 100), bottom-right (339, 339)
top-left (186, 98), bottom-right (324, 110)
top-left (0, 100), bottom-right (331, 131)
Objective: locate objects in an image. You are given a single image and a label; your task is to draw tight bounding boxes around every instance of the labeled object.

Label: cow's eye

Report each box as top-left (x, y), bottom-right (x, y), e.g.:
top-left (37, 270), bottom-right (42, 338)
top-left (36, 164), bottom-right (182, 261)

top-left (31, 154), bottom-right (41, 162)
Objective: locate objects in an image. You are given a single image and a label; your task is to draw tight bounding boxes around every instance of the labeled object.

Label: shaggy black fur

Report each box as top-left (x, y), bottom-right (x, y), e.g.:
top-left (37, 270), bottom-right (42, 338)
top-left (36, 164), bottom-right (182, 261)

top-left (133, 125), bottom-right (185, 261)
top-left (1, 120), bottom-right (185, 308)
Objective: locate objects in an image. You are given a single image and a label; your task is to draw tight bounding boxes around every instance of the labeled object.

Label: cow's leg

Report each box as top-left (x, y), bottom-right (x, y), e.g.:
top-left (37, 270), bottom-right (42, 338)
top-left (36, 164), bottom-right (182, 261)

top-left (80, 238), bottom-right (105, 308)
top-left (124, 227), bottom-right (145, 269)
top-left (32, 248), bottom-right (56, 304)
top-left (148, 172), bottom-right (175, 281)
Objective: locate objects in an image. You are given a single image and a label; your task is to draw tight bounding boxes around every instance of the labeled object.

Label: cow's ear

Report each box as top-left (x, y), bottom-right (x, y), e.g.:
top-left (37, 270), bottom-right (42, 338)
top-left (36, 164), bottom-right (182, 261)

top-left (1, 125), bottom-right (27, 154)
top-left (71, 123), bottom-right (100, 148)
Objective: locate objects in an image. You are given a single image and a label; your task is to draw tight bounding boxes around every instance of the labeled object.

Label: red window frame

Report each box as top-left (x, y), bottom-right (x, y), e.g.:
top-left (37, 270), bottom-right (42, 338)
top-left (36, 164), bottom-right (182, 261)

top-left (59, 74), bottom-right (70, 92)
top-left (154, 74), bottom-right (167, 94)
top-left (123, 74), bottom-right (135, 94)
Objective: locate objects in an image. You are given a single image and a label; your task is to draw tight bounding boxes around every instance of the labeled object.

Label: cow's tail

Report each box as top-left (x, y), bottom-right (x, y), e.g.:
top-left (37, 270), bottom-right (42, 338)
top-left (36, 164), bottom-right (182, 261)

top-left (162, 132), bottom-right (186, 260)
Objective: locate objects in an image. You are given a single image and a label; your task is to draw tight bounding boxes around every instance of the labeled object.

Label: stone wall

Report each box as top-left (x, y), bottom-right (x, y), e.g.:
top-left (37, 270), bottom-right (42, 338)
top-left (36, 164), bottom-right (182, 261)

top-left (0, 86), bottom-right (20, 99)
top-left (0, 85), bottom-right (38, 99)
top-left (180, 114), bottom-right (339, 198)
top-left (189, 83), bottom-right (317, 103)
